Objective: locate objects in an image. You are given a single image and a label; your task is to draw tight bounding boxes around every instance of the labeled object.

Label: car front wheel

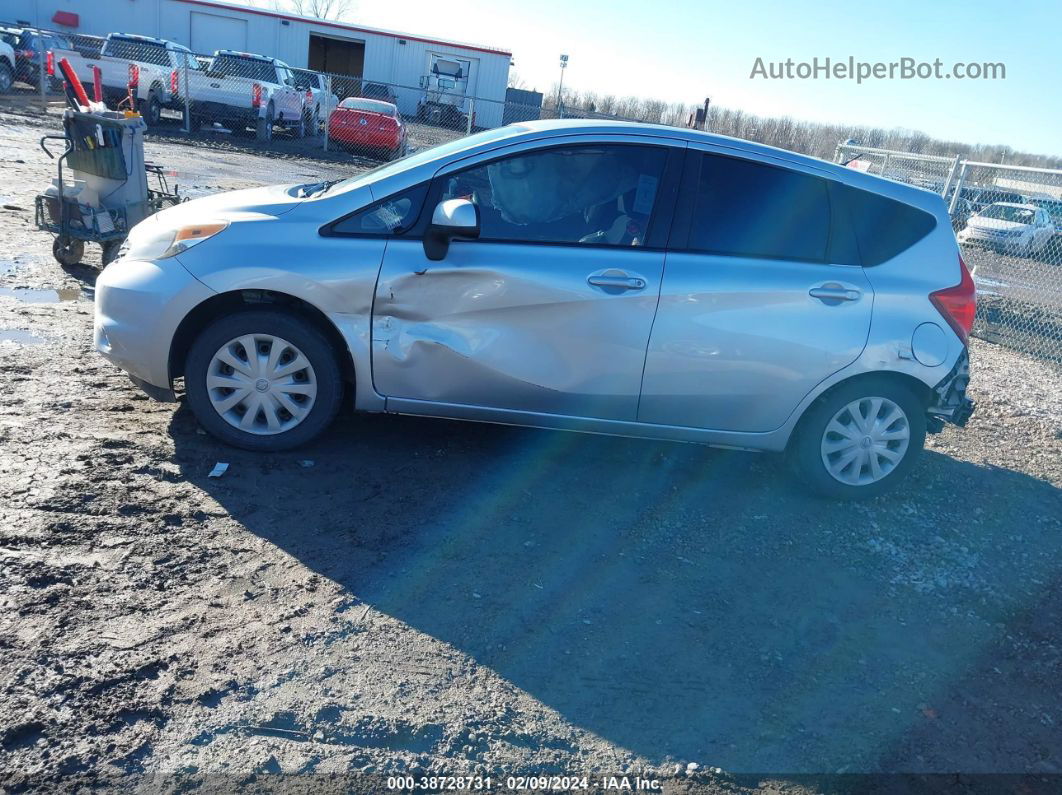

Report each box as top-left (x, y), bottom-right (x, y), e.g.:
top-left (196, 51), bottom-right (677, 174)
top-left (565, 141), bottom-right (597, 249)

top-left (184, 310), bottom-right (344, 451)
top-left (788, 378), bottom-right (926, 499)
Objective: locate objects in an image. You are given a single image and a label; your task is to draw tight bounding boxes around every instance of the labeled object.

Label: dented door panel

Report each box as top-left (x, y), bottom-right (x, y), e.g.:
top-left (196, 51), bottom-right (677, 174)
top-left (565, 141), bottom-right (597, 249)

top-left (372, 239), bottom-right (665, 421)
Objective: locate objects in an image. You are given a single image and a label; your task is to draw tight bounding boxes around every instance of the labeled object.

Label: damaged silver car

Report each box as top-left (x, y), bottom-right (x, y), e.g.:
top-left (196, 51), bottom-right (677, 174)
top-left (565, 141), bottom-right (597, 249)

top-left (94, 119), bottom-right (975, 498)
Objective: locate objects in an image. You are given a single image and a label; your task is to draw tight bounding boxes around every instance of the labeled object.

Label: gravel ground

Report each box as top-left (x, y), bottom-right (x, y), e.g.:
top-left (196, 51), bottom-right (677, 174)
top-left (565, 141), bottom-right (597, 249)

top-left (2, 112), bottom-right (1062, 793)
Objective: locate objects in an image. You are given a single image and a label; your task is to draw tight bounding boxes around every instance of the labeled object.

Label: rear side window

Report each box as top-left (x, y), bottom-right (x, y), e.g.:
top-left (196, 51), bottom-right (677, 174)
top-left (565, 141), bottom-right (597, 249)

top-left (687, 154), bottom-right (830, 262)
top-left (834, 183), bottom-right (936, 266)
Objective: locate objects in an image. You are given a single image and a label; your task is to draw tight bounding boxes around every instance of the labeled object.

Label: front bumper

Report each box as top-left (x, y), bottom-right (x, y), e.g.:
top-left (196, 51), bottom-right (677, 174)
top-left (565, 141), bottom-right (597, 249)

top-left (927, 348), bottom-right (975, 432)
top-left (958, 231), bottom-right (1026, 252)
top-left (94, 257), bottom-right (215, 399)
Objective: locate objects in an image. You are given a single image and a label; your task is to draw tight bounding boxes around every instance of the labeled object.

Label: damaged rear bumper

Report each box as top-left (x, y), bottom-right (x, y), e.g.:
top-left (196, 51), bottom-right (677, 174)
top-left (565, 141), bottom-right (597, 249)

top-left (926, 348), bottom-right (975, 432)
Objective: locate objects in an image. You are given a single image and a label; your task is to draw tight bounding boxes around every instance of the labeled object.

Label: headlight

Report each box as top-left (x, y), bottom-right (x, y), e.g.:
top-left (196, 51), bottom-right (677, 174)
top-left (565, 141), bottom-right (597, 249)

top-left (124, 221), bottom-right (229, 261)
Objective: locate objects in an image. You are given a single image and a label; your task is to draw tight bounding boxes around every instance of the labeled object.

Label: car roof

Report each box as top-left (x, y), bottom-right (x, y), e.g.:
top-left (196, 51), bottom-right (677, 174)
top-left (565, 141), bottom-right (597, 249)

top-left (110, 32), bottom-right (170, 44)
top-left (214, 49), bottom-right (276, 63)
top-left (493, 119), bottom-right (943, 206)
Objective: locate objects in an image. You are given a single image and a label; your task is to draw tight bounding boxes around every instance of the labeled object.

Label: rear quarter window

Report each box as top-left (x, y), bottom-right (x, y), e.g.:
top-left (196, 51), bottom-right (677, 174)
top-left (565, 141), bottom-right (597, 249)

top-left (833, 183), bottom-right (937, 266)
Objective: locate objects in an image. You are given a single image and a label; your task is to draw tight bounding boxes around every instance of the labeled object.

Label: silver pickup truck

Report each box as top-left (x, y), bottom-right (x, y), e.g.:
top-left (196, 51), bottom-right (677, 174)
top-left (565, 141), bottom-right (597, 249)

top-left (188, 51), bottom-right (306, 140)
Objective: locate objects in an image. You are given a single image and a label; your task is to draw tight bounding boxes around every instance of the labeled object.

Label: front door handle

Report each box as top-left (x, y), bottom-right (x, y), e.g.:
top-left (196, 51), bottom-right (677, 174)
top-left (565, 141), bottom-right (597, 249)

top-left (809, 284), bottom-right (862, 303)
top-left (588, 274), bottom-right (646, 290)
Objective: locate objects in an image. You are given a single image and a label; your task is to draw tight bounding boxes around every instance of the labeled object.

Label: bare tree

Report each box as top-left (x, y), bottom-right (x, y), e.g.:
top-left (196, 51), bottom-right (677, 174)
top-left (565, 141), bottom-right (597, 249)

top-left (507, 72), bottom-right (528, 91)
top-left (272, 0), bottom-right (354, 20)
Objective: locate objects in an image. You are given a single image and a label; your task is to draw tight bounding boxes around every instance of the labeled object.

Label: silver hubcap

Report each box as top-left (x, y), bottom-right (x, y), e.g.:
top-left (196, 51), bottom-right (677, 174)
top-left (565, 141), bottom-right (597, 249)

top-left (206, 334), bottom-right (317, 435)
top-left (820, 396), bottom-right (910, 486)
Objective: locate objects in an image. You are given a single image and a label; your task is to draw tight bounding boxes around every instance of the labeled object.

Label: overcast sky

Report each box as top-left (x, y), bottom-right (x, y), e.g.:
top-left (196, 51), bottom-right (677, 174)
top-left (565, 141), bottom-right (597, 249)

top-left (257, 0), bottom-right (1059, 156)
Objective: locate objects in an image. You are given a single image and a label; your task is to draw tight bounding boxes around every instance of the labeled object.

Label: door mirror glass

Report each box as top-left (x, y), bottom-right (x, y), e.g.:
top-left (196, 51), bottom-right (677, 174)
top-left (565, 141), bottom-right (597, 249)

top-left (424, 198), bottom-right (480, 260)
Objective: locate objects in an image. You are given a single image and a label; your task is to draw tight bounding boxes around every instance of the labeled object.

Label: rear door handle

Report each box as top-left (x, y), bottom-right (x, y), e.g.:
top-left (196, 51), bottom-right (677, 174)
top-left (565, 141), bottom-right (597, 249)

top-left (588, 275), bottom-right (646, 290)
top-left (809, 284), bottom-right (862, 302)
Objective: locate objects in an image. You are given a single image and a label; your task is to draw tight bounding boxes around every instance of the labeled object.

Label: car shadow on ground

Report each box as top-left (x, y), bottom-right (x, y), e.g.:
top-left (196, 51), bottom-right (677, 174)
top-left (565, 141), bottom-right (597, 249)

top-left (170, 404), bottom-right (1062, 774)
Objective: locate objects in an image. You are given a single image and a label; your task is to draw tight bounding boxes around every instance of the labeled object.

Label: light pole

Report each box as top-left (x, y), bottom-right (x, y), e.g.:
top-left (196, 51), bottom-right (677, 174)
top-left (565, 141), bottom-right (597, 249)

top-left (557, 54), bottom-right (568, 118)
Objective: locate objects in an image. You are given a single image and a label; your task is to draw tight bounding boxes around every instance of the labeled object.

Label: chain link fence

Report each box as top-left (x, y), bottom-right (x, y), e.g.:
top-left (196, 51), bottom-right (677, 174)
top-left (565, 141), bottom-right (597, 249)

top-left (838, 142), bottom-right (1062, 366)
top-left (5, 24), bottom-right (1061, 366)
top-left (0, 26), bottom-right (640, 163)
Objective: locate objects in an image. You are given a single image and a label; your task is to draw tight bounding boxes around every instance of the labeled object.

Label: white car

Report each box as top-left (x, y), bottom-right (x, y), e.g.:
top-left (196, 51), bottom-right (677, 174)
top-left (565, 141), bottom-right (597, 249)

top-left (0, 37), bottom-right (14, 93)
top-left (958, 202), bottom-right (1054, 257)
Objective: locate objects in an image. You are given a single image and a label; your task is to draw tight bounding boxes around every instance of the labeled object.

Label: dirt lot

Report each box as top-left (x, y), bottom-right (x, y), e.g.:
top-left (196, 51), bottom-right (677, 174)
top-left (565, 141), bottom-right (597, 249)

top-left (2, 111), bottom-right (1062, 793)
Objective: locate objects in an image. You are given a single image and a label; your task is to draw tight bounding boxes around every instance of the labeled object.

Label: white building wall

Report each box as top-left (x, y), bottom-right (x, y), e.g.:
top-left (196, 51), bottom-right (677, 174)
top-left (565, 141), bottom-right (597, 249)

top-left (2, 0), bottom-right (510, 127)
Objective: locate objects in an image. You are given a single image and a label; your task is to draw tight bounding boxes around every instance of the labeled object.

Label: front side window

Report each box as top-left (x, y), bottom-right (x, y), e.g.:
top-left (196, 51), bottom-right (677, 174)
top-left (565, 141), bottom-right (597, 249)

top-left (688, 154), bottom-right (830, 262)
top-left (330, 184), bottom-right (428, 236)
top-left (440, 145), bottom-right (668, 247)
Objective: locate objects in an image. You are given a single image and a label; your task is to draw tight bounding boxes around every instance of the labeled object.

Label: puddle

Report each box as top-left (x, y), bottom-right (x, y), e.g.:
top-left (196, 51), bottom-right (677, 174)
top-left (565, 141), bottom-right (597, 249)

top-left (0, 329), bottom-right (46, 345)
top-left (0, 286), bottom-right (82, 303)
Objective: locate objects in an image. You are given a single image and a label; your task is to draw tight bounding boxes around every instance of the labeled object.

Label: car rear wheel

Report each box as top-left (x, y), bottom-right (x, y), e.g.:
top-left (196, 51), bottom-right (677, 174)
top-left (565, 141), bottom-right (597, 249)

top-left (0, 63), bottom-right (13, 94)
top-left (139, 92), bottom-right (162, 127)
top-left (184, 310), bottom-right (344, 451)
top-left (256, 102), bottom-right (275, 142)
top-left (788, 378), bottom-right (926, 499)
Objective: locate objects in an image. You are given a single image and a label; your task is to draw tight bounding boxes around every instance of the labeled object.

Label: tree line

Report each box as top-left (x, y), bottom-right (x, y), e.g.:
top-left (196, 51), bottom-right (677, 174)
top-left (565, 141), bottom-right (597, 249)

top-left (508, 78), bottom-right (1060, 170)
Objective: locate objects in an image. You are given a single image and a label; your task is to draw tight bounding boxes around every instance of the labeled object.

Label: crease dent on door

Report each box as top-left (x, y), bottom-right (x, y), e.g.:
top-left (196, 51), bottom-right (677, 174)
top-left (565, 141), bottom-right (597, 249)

top-left (375, 267), bottom-right (591, 404)
top-left (372, 247), bottom-right (662, 420)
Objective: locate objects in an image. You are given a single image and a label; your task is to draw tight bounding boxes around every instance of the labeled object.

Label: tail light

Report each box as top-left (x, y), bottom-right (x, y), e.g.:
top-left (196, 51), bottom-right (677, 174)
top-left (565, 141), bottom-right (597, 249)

top-left (929, 255), bottom-right (976, 345)
top-left (305, 88), bottom-right (313, 105)
top-left (18, 49), bottom-right (34, 59)
top-left (170, 69), bottom-right (179, 96)
top-left (251, 82), bottom-right (262, 109)
top-left (45, 51), bottom-right (54, 76)
top-left (128, 63), bottom-right (139, 89)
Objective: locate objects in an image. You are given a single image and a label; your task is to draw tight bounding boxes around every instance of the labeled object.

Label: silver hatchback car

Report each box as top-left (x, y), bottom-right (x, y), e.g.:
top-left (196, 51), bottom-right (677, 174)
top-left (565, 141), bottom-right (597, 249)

top-left (95, 120), bottom-right (975, 498)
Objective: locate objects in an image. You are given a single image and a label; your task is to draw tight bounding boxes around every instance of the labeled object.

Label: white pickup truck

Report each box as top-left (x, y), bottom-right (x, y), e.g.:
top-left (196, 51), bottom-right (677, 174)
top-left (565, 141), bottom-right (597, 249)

top-left (62, 33), bottom-right (197, 127)
top-left (293, 68), bottom-right (339, 134)
top-left (189, 51), bottom-right (306, 140)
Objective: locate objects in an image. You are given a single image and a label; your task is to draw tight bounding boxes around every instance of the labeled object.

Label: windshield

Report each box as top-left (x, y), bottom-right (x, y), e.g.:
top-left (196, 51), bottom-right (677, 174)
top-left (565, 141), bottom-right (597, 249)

top-left (104, 37), bottom-right (169, 66)
top-left (327, 125), bottom-right (529, 196)
top-left (212, 55), bottom-right (277, 83)
top-left (294, 71), bottom-right (320, 89)
top-left (979, 204), bottom-right (1036, 224)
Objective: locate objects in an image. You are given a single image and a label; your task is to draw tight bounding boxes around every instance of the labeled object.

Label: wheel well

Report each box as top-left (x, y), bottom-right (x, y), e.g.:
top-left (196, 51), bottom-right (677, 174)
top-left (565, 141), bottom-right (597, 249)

top-left (169, 290), bottom-right (355, 383)
top-left (788, 370), bottom-right (934, 448)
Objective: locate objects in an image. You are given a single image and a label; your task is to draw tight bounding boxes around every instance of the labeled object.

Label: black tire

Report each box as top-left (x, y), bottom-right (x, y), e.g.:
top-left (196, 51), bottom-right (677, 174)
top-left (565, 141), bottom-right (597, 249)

top-left (184, 310), bottom-right (344, 451)
top-left (101, 239), bottom-right (123, 266)
top-left (53, 236), bottom-right (84, 267)
top-left (256, 102), bottom-right (275, 142)
top-left (139, 92), bottom-right (162, 127)
top-left (786, 377), bottom-right (927, 500)
top-left (0, 62), bottom-right (13, 94)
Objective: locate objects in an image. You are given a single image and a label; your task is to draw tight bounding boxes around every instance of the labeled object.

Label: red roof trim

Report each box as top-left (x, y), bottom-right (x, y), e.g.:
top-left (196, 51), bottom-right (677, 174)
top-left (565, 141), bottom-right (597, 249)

top-left (175, 0), bottom-right (512, 57)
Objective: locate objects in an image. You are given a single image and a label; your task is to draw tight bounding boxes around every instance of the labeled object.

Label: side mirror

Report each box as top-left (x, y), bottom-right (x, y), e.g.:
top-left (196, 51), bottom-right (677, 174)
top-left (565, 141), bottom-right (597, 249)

top-left (423, 198), bottom-right (480, 261)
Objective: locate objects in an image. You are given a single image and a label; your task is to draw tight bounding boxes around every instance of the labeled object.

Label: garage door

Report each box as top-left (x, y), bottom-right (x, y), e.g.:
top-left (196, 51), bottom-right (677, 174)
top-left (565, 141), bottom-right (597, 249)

top-left (190, 11), bottom-right (248, 55)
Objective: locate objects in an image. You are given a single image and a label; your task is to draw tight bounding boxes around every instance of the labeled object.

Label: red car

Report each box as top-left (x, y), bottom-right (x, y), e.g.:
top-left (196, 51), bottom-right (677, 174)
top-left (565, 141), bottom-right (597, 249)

top-left (328, 98), bottom-right (407, 160)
